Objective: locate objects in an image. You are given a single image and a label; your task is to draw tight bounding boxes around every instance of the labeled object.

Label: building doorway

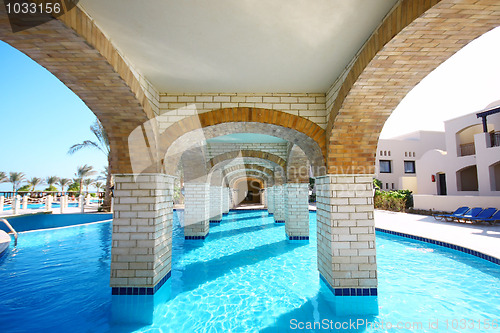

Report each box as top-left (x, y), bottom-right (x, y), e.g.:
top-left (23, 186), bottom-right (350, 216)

top-left (437, 173), bottom-right (447, 195)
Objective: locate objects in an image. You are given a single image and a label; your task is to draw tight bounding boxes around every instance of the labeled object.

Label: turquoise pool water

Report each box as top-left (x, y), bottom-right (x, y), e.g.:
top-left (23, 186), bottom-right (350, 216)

top-left (0, 210), bottom-right (499, 332)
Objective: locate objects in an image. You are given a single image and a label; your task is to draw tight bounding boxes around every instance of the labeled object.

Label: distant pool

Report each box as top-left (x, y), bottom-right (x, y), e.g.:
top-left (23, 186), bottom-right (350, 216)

top-left (2, 200), bottom-right (100, 211)
top-left (0, 213), bottom-right (112, 232)
top-left (0, 211), bottom-right (498, 332)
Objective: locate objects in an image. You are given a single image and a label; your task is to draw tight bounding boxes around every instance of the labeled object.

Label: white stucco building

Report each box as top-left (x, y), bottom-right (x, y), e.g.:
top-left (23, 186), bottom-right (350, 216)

top-left (376, 103), bottom-right (500, 211)
top-left (375, 131), bottom-right (446, 192)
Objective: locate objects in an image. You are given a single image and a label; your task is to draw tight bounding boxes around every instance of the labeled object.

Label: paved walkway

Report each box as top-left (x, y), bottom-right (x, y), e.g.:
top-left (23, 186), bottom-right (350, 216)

top-left (375, 210), bottom-right (500, 260)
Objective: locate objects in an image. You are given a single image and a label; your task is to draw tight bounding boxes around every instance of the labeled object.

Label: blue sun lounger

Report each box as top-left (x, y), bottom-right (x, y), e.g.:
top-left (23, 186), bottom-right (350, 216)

top-left (462, 208), bottom-right (496, 223)
top-left (433, 206), bottom-right (469, 221)
top-left (457, 207), bottom-right (483, 223)
top-left (467, 209), bottom-right (500, 225)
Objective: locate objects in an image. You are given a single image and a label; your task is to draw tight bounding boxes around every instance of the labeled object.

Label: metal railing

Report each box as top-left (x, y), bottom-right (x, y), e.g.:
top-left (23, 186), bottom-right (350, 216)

top-left (491, 132), bottom-right (500, 147)
top-left (459, 142), bottom-right (476, 156)
top-left (1, 218), bottom-right (18, 245)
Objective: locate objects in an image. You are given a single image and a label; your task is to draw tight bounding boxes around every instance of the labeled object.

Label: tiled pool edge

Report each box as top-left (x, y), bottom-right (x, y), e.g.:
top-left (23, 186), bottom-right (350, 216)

top-left (319, 274), bottom-right (377, 297)
top-left (112, 271), bottom-right (172, 296)
top-left (376, 227), bottom-right (500, 265)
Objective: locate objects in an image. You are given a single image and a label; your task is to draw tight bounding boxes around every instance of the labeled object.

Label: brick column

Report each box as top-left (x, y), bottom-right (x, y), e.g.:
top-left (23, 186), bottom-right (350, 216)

top-left (267, 186), bottom-right (275, 215)
top-left (285, 183), bottom-right (309, 240)
top-left (184, 182), bottom-right (210, 239)
top-left (209, 185), bottom-right (223, 223)
top-left (316, 175), bottom-right (377, 296)
top-left (111, 174), bottom-right (174, 295)
top-left (273, 185), bottom-right (286, 223)
top-left (222, 187), bottom-right (230, 215)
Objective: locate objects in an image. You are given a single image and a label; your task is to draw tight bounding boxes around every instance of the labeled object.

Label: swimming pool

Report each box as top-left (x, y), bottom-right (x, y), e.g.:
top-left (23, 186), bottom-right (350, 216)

top-left (0, 210), bottom-right (498, 332)
top-left (2, 200), bottom-right (100, 211)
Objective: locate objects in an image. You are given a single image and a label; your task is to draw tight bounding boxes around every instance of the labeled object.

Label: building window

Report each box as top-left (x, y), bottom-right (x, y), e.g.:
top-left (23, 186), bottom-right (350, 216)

top-left (380, 160), bottom-right (392, 173)
top-left (391, 183), bottom-right (395, 189)
top-left (404, 161), bottom-right (416, 174)
top-left (388, 151), bottom-right (391, 156)
top-left (385, 183), bottom-right (389, 189)
top-left (412, 152), bottom-right (416, 157)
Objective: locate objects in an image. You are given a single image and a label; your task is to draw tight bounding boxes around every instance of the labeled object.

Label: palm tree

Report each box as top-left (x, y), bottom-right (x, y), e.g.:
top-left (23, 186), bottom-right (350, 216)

top-left (82, 178), bottom-right (94, 193)
top-left (57, 178), bottom-right (71, 192)
top-left (0, 172), bottom-right (7, 183)
top-left (28, 177), bottom-right (42, 192)
top-left (75, 165), bottom-right (96, 196)
top-left (68, 119), bottom-right (112, 211)
top-left (94, 181), bottom-right (103, 193)
top-left (9, 172), bottom-right (26, 193)
top-left (45, 176), bottom-right (59, 191)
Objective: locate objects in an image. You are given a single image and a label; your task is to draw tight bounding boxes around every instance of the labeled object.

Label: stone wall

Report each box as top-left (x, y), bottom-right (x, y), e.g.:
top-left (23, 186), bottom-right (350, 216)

top-left (157, 93), bottom-right (327, 130)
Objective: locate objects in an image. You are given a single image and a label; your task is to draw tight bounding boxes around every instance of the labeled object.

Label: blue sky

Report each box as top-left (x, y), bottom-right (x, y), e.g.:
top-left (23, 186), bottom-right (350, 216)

top-left (0, 41), bottom-right (107, 191)
top-left (1, 27), bottom-right (499, 191)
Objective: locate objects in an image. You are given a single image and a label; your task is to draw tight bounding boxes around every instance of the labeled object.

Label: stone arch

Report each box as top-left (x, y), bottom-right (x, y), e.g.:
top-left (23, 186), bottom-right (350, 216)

top-left (207, 150), bottom-right (286, 170)
top-left (221, 164), bottom-right (274, 181)
top-left (208, 159), bottom-right (284, 186)
top-left (327, 0), bottom-right (500, 174)
top-left (161, 109), bottom-right (326, 175)
top-left (230, 176), bottom-right (266, 205)
top-left (225, 169), bottom-right (271, 185)
top-left (229, 174), bottom-right (267, 189)
top-left (0, 6), bottom-right (154, 173)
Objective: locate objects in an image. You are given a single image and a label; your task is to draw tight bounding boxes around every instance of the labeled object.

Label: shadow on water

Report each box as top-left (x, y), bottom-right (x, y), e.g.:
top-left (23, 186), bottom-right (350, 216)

top-left (172, 240), bottom-right (307, 297)
top-left (260, 291), bottom-right (377, 333)
top-left (223, 214), bottom-right (270, 223)
top-left (209, 222), bottom-right (280, 238)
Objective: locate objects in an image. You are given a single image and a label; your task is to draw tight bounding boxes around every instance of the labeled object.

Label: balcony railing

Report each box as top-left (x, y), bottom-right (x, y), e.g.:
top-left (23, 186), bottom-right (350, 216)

top-left (490, 132), bottom-right (500, 147)
top-left (459, 142), bottom-right (475, 156)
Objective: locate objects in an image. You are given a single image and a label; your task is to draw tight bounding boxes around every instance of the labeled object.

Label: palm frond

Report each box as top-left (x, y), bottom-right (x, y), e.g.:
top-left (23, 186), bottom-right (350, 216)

top-left (68, 141), bottom-right (105, 155)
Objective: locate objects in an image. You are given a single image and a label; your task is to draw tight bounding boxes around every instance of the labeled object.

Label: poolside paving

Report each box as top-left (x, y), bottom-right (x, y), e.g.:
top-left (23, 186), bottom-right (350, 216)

top-left (375, 210), bottom-right (500, 260)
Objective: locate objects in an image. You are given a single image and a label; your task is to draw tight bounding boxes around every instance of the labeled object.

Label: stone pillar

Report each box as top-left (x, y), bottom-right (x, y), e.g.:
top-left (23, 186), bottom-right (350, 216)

top-left (183, 183), bottom-right (209, 239)
top-left (79, 195), bottom-right (85, 213)
top-left (267, 187), bottom-right (275, 215)
top-left (86, 193), bottom-right (91, 206)
top-left (0, 196), bottom-right (4, 212)
top-left (13, 195), bottom-right (20, 214)
top-left (222, 187), bottom-right (229, 215)
top-left (273, 185), bottom-right (286, 223)
top-left (111, 174), bottom-right (174, 295)
top-left (22, 195), bottom-right (28, 210)
top-left (60, 195), bottom-right (65, 214)
top-left (316, 175), bottom-right (377, 296)
top-left (45, 195), bottom-right (53, 212)
top-left (209, 186), bottom-right (223, 223)
top-left (285, 183), bottom-right (309, 240)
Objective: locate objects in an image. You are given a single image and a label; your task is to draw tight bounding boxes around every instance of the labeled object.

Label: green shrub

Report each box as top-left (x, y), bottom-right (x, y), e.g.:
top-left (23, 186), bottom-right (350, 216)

top-left (44, 185), bottom-right (58, 192)
top-left (374, 189), bottom-right (413, 212)
top-left (373, 178), bottom-right (382, 190)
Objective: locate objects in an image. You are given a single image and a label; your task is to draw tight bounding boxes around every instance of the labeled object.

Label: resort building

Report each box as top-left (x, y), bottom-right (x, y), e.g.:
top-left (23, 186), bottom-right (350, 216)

top-left (1, 0), bottom-right (500, 303)
top-left (375, 105), bottom-right (500, 211)
top-left (375, 131), bottom-right (446, 192)
top-left (416, 104), bottom-right (500, 210)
